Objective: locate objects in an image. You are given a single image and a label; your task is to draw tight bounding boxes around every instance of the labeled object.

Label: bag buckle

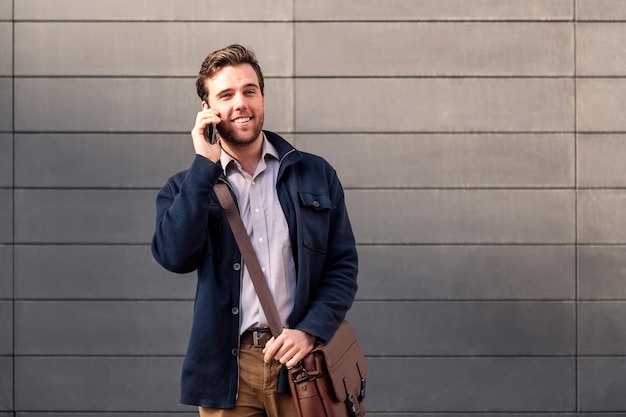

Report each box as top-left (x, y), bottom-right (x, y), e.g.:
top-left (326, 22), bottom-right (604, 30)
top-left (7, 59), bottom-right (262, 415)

top-left (291, 364), bottom-right (309, 384)
top-left (357, 362), bottom-right (366, 401)
top-left (342, 378), bottom-right (361, 417)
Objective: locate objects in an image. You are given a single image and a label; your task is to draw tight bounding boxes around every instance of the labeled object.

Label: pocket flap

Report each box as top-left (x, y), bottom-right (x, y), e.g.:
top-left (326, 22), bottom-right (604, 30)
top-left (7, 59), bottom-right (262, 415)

top-left (298, 193), bottom-right (335, 211)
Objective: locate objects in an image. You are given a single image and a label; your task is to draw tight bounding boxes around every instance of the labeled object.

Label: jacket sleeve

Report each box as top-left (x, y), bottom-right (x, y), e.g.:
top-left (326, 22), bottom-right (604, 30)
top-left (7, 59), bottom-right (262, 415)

top-left (151, 155), bottom-right (223, 274)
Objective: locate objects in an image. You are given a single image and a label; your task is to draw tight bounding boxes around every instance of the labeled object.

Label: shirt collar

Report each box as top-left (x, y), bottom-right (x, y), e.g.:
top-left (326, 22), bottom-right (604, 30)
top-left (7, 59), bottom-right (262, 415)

top-left (220, 133), bottom-right (279, 175)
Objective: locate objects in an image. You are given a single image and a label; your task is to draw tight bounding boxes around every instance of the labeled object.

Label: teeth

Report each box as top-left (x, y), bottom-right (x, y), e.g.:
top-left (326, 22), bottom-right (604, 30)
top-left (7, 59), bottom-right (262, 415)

top-left (235, 117), bottom-right (251, 123)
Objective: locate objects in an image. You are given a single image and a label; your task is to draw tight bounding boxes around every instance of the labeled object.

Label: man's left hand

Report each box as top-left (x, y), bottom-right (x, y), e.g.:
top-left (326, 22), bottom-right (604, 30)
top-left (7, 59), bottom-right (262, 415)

top-left (262, 329), bottom-right (315, 368)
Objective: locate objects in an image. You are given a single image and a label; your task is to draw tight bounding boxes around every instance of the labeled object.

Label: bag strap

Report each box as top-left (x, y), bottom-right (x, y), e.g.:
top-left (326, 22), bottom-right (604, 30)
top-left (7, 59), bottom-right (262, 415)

top-left (214, 182), bottom-right (284, 338)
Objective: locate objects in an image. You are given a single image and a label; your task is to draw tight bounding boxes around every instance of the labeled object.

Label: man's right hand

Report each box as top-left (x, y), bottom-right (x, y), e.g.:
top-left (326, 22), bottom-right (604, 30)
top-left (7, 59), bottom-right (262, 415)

top-left (191, 102), bottom-right (222, 162)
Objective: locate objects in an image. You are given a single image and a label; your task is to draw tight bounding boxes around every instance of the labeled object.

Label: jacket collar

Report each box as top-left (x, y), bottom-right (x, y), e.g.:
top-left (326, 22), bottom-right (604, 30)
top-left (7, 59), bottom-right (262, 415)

top-left (263, 130), bottom-right (302, 180)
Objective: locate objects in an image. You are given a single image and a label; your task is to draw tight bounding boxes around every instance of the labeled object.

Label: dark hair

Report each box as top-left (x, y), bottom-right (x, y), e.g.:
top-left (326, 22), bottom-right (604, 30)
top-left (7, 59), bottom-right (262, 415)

top-left (195, 44), bottom-right (265, 102)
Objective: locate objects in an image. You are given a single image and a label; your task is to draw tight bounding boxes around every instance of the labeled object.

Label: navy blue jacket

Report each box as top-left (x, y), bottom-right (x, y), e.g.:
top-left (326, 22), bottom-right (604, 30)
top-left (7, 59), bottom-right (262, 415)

top-left (151, 131), bottom-right (358, 407)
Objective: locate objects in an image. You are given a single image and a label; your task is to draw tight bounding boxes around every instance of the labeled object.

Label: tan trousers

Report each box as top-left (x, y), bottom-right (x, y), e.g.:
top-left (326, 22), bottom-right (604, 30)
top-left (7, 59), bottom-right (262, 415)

top-left (199, 345), bottom-right (296, 417)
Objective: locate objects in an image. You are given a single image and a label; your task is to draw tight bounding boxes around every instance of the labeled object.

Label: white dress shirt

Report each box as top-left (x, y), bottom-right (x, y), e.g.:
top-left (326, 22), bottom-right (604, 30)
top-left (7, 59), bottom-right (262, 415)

top-left (220, 136), bottom-right (296, 334)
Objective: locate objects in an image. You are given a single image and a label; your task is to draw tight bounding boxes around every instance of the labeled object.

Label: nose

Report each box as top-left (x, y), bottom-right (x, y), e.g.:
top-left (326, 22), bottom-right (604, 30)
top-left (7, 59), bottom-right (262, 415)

top-left (232, 92), bottom-right (248, 111)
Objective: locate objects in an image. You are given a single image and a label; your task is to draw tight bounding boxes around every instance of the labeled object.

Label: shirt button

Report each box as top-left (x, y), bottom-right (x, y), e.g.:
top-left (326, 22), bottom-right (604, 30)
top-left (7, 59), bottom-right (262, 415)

top-left (231, 307), bottom-right (239, 315)
top-left (261, 267), bottom-right (266, 272)
top-left (255, 208), bottom-right (260, 213)
top-left (233, 263), bottom-right (241, 271)
top-left (251, 181), bottom-right (256, 186)
top-left (259, 237), bottom-right (263, 243)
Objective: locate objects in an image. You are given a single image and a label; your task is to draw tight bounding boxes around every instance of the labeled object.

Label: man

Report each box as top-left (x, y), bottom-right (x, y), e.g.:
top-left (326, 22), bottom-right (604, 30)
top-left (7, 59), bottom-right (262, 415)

top-left (151, 44), bottom-right (358, 416)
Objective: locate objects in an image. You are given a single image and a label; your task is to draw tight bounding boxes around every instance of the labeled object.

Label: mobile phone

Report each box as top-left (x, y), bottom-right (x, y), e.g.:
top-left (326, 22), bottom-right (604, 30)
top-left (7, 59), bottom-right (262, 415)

top-left (205, 123), bottom-right (217, 144)
top-left (203, 102), bottom-right (218, 144)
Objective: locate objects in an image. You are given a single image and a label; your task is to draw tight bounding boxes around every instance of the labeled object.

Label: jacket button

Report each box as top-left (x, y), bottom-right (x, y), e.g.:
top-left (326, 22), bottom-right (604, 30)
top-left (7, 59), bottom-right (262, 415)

top-left (313, 201), bottom-right (320, 208)
top-left (232, 349), bottom-right (238, 356)
top-left (233, 263), bottom-right (241, 271)
top-left (231, 307), bottom-right (239, 315)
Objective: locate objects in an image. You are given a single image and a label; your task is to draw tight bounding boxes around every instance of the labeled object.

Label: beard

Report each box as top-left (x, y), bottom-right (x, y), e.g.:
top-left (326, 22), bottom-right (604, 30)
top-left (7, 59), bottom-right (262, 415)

top-left (217, 112), bottom-right (264, 149)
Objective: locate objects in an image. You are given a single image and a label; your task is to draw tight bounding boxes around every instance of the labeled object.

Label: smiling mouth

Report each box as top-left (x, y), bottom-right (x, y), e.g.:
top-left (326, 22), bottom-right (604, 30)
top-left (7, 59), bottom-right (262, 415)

top-left (234, 117), bottom-right (252, 124)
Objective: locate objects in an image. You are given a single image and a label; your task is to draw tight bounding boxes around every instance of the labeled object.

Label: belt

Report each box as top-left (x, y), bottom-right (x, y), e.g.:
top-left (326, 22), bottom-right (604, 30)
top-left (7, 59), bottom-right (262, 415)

top-left (240, 328), bottom-right (273, 348)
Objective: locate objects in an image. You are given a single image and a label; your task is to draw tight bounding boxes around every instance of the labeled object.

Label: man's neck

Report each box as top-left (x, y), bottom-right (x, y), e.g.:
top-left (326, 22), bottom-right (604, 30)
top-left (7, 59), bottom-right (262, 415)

top-left (221, 136), bottom-right (264, 176)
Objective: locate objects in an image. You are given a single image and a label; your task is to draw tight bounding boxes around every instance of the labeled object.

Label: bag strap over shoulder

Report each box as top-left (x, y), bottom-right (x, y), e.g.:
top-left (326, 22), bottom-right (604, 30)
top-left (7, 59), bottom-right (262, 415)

top-left (214, 182), bottom-right (284, 338)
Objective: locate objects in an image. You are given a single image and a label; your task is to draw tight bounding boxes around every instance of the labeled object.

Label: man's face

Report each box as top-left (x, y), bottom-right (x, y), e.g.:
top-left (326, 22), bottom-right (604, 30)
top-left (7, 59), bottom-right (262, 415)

top-left (205, 63), bottom-right (265, 148)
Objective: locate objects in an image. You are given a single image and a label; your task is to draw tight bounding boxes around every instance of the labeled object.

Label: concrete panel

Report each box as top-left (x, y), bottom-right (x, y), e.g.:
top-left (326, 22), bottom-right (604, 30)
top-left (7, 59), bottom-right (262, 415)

top-left (580, 302), bottom-right (626, 355)
top-left (296, 78), bottom-right (573, 133)
top-left (578, 23), bottom-right (626, 76)
top-left (578, 79), bottom-right (626, 132)
top-left (14, 189), bottom-right (154, 244)
top-left (0, 358), bottom-right (12, 410)
top-left (15, 301), bottom-right (192, 355)
top-left (0, 134), bottom-right (11, 187)
top-left (357, 245), bottom-right (575, 300)
top-left (579, 358), bottom-right (626, 411)
top-left (296, 22), bottom-right (573, 76)
top-left (14, 245), bottom-right (195, 299)
top-left (348, 301), bottom-right (574, 356)
top-left (15, 78), bottom-right (293, 133)
top-left (0, 78), bottom-right (11, 132)
top-left (15, 22), bottom-right (293, 76)
top-left (0, 191), bottom-right (11, 244)
top-left (296, 0), bottom-right (573, 20)
top-left (15, 134), bottom-right (195, 188)
top-left (579, 134), bottom-right (626, 188)
top-left (580, 246), bottom-right (626, 299)
top-left (578, 0), bottom-right (626, 20)
top-left (366, 357), bottom-right (574, 412)
top-left (0, 302), bottom-right (11, 354)
top-left (0, 246), bottom-right (11, 299)
top-left (0, 23), bottom-right (11, 76)
top-left (579, 191), bottom-right (626, 244)
top-left (0, 0), bottom-right (10, 19)
top-left (346, 190), bottom-right (575, 244)
top-left (15, 0), bottom-right (292, 20)
top-left (15, 357), bottom-right (190, 411)
top-left (297, 133), bottom-right (574, 188)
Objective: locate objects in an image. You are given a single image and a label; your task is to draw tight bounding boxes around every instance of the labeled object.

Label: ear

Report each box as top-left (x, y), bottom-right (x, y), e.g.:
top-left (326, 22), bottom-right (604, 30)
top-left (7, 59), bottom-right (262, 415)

top-left (201, 101), bottom-right (209, 110)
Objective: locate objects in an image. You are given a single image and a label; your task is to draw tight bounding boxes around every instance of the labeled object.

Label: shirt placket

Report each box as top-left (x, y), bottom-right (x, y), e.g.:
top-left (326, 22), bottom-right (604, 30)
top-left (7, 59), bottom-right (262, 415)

top-left (248, 174), bottom-right (272, 327)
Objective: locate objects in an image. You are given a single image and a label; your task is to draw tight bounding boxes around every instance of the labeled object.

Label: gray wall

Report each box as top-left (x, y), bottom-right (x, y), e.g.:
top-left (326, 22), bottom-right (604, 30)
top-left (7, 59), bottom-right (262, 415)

top-left (2, 0), bottom-right (626, 416)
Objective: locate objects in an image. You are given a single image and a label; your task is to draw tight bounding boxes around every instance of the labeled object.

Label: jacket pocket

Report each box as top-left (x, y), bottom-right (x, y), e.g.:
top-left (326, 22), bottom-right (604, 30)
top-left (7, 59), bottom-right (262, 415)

top-left (298, 192), bottom-right (335, 253)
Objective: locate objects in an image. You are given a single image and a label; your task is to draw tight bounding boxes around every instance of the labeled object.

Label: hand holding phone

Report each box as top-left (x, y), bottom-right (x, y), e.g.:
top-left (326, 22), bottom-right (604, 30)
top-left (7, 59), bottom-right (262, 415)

top-left (203, 102), bottom-right (219, 144)
top-left (192, 102), bottom-right (221, 162)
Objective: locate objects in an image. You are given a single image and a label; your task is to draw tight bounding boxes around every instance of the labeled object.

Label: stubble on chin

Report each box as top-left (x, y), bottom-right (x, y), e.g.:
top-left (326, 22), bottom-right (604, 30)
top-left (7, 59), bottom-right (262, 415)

top-left (218, 117), bottom-right (264, 149)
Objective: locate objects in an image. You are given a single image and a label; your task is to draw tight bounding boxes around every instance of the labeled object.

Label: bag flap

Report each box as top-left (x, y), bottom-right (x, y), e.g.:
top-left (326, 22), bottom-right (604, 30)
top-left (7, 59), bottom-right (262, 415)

top-left (317, 321), bottom-right (368, 401)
